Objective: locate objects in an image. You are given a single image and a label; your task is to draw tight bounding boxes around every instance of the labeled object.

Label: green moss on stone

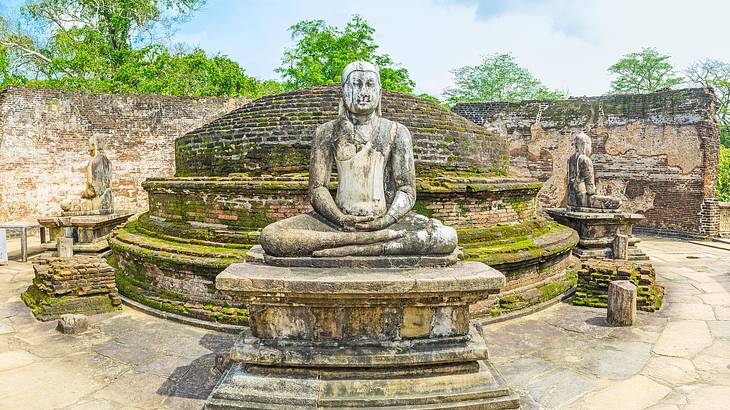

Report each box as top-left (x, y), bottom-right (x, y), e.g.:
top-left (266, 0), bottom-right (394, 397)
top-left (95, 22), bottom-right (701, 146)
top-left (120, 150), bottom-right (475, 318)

top-left (412, 200), bottom-right (434, 218)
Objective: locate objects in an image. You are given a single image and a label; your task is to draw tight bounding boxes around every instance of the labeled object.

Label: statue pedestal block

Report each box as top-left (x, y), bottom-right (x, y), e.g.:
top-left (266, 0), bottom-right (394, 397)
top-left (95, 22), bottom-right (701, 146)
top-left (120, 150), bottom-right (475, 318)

top-left (38, 212), bottom-right (133, 254)
top-left (546, 208), bottom-right (648, 260)
top-left (205, 251), bottom-right (520, 409)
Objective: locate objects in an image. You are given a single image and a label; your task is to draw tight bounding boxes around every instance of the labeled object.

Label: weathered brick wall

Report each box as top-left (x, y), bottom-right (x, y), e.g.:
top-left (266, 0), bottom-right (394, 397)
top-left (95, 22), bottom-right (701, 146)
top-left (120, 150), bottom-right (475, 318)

top-left (453, 88), bottom-right (721, 237)
top-left (0, 86), bottom-right (249, 222)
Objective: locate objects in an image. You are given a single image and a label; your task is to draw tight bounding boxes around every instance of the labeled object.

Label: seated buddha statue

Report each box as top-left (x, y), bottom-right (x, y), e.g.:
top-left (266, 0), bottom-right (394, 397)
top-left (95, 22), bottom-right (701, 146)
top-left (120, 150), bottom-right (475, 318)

top-left (61, 136), bottom-right (113, 215)
top-left (260, 61), bottom-right (458, 258)
top-left (567, 131), bottom-right (621, 211)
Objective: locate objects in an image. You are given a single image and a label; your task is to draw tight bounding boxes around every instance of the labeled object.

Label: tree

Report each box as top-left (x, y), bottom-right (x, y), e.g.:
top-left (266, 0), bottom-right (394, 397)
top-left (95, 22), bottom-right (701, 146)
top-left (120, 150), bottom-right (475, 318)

top-left (2, 0), bottom-right (205, 79)
top-left (686, 59), bottom-right (730, 137)
top-left (608, 48), bottom-right (683, 94)
top-left (443, 53), bottom-right (565, 105)
top-left (277, 15), bottom-right (415, 93)
top-left (0, 0), bottom-right (282, 98)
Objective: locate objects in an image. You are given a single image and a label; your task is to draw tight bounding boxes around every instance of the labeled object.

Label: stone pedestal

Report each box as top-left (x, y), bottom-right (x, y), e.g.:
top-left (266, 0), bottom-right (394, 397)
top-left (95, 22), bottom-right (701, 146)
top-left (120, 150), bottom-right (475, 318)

top-left (546, 208), bottom-right (647, 260)
top-left (205, 246), bottom-right (520, 409)
top-left (39, 212), bottom-right (133, 254)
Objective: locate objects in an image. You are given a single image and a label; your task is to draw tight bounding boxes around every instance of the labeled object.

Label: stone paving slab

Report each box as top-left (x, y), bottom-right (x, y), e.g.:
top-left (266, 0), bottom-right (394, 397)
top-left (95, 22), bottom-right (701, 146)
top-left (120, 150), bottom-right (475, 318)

top-left (0, 238), bottom-right (728, 409)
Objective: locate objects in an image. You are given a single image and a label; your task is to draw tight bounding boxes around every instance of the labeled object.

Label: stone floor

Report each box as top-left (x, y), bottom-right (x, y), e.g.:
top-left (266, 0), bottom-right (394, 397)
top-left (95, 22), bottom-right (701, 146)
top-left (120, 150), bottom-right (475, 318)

top-left (0, 238), bottom-right (728, 409)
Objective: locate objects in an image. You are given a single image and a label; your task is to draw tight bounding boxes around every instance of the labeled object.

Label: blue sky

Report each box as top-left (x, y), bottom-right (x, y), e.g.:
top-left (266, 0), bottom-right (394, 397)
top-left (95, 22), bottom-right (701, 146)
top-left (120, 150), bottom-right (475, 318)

top-left (171, 0), bottom-right (730, 97)
top-left (4, 0), bottom-right (730, 97)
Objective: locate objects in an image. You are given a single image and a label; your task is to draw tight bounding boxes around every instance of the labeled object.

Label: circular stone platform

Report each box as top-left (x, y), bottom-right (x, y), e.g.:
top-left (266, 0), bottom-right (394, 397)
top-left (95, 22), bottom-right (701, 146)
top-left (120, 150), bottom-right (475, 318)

top-left (110, 86), bottom-right (578, 326)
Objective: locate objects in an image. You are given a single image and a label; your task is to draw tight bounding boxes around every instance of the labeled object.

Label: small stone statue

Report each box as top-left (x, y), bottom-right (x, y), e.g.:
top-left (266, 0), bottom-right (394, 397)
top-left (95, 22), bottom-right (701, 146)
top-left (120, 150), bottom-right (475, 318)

top-left (260, 61), bottom-right (457, 257)
top-left (61, 136), bottom-right (113, 215)
top-left (567, 131), bottom-right (621, 211)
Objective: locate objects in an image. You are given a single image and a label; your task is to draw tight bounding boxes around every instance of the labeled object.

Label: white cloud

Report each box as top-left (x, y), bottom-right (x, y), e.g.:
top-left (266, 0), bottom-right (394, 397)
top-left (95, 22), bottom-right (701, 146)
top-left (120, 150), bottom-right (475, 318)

top-left (174, 0), bottom-right (730, 98)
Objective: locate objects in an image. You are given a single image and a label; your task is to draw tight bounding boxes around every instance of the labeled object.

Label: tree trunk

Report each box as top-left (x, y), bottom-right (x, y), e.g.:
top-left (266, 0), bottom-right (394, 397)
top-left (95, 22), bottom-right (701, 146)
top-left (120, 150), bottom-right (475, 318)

top-left (607, 280), bottom-right (637, 326)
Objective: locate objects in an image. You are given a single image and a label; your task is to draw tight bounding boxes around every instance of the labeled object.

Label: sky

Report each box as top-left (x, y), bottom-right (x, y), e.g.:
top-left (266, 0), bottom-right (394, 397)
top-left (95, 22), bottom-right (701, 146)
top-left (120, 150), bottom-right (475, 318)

top-left (4, 0), bottom-right (730, 98)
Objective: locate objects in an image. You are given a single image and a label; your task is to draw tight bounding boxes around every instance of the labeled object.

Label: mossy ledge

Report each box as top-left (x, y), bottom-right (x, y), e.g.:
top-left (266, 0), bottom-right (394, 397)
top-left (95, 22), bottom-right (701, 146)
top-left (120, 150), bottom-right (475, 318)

top-left (111, 212), bottom-right (577, 325)
top-left (108, 221), bottom-right (249, 325)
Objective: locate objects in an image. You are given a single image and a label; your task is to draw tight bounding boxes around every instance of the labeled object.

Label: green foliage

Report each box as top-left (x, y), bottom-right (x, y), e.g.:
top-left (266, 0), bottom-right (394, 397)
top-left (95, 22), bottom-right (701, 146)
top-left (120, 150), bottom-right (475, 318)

top-left (116, 46), bottom-right (282, 97)
top-left (0, 0), bottom-right (282, 98)
top-left (721, 126), bottom-right (730, 149)
top-left (608, 47), bottom-right (684, 94)
top-left (416, 93), bottom-right (450, 109)
top-left (277, 15), bottom-right (415, 93)
top-left (718, 145), bottom-right (730, 202)
top-left (443, 53), bottom-right (565, 104)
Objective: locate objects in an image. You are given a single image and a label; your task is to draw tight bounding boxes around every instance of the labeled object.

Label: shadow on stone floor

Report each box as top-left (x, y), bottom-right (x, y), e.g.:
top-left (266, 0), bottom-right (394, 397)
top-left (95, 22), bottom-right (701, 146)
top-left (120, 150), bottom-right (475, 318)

top-left (156, 332), bottom-right (235, 400)
top-left (585, 316), bottom-right (610, 327)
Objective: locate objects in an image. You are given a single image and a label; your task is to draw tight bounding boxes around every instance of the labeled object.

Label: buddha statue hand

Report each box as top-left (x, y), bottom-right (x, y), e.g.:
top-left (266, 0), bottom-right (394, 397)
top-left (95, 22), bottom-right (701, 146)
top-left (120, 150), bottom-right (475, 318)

top-left (355, 214), bottom-right (396, 231)
top-left (81, 186), bottom-right (96, 199)
top-left (339, 214), bottom-right (374, 232)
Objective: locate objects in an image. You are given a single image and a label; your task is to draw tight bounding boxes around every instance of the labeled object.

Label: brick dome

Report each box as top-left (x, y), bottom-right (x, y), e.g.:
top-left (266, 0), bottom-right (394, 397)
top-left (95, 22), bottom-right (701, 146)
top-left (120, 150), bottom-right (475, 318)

top-left (174, 85), bottom-right (509, 177)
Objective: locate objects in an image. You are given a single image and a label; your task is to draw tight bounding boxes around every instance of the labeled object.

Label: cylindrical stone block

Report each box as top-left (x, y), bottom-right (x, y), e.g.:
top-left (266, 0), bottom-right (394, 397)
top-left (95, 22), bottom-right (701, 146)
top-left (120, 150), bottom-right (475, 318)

top-left (0, 229), bottom-right (7, 264)
top-left (57, 237), bottom-right (74, 258)
top-left (607, 280), bottom-right (637, 326)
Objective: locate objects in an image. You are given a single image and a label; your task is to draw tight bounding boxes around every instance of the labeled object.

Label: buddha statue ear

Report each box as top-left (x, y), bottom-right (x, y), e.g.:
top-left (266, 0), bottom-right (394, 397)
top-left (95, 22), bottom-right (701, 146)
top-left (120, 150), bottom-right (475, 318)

top-left (338, 98), bottom-right (345, 116)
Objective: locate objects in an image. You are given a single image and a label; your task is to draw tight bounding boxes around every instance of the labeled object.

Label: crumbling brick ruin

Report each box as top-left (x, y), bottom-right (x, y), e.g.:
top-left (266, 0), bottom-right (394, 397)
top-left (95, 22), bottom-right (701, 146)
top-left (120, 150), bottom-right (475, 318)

top-left (21, 256), bottom-right (122, 320)
top-left (453, 88), bottom-right (721, 237)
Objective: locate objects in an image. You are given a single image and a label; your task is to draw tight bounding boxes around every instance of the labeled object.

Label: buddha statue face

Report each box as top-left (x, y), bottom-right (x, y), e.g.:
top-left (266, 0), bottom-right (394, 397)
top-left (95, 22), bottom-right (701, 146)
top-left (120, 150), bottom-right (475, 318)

top-left (88, 137), bottom-right (98, 157)
top-left (342, 63), bottom-right (381, 116)
top-left (575, 132), bottom-right (592, 157)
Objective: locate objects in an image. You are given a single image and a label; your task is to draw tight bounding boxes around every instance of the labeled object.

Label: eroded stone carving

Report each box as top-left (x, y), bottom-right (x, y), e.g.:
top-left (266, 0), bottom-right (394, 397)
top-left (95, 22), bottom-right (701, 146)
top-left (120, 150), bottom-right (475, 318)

top-left (61, 136), bottom-right (113, 215)
top-left (260, 61), bottom-right (457, 257)
top-left (568, 131), bottom-right (621, 211)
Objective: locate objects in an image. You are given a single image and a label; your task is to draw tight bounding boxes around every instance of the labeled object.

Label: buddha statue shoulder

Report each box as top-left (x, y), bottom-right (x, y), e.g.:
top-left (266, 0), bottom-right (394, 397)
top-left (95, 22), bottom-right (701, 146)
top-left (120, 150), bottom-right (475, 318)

top-left (259, 61), bottom-right (458, 258)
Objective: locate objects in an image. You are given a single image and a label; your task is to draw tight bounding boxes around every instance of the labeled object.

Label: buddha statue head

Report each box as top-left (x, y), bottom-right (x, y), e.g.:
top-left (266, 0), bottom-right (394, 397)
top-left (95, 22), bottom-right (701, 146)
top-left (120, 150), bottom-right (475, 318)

top-left (88, 135), bottom-right (99, 157)
top-left (340, 61), bottom-right (382, 117)
top-left (574, 131), bottom-right (592, 157)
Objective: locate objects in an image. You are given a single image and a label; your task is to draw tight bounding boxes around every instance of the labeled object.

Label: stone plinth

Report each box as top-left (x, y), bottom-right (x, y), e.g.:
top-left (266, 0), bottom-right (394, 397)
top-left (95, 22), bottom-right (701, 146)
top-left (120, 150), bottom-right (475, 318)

top-left (205, 250), bottom-right (520, 409)
top-left (39, 212), bottom-right (133, 254)
top-left (21, 256), bottom-right (122, 321)
top-left (546, 208), bottom-right (647, 260)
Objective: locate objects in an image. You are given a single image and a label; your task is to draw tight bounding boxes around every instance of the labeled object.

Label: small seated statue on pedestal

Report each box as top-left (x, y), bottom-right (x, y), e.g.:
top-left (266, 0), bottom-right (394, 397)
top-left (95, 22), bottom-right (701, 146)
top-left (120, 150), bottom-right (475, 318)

top-left (567, 131), bottom-right (621, 211)
top-left (61, 136), bottom-right (113, 215)
top-left (260, 61), bottom-right (457, 257)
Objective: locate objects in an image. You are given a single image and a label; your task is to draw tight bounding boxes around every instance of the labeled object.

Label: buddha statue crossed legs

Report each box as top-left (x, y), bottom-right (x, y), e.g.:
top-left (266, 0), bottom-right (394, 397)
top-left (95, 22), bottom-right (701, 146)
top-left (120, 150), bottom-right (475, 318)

top-left (260, 62), bottom-right (457, 258)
